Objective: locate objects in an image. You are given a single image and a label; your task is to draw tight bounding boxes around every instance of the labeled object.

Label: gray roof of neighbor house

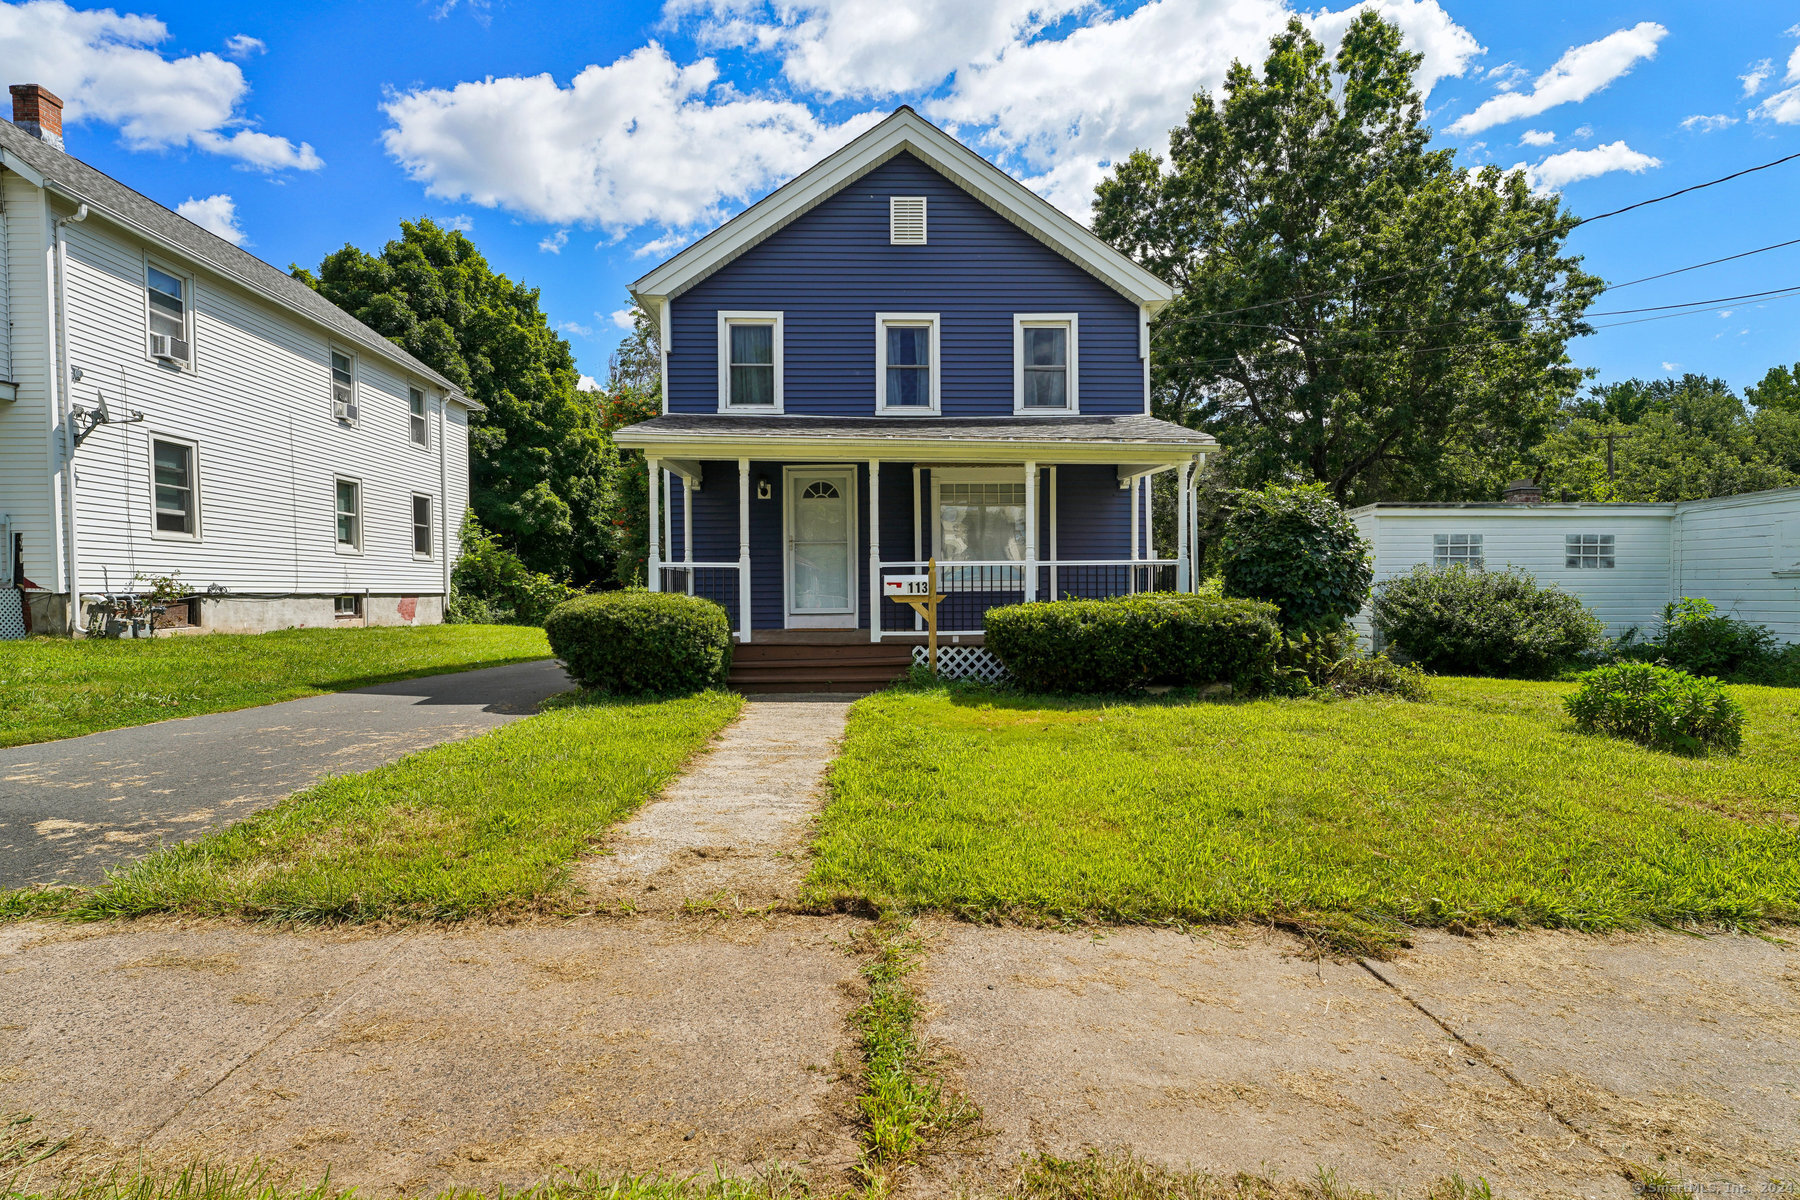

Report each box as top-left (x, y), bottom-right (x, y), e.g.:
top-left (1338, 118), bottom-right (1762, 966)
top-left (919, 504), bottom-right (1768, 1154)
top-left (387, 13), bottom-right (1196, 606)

top-left (614, 412), bottom-right (1217, 447)
top-left (0, 120), bottom-right (480, 411)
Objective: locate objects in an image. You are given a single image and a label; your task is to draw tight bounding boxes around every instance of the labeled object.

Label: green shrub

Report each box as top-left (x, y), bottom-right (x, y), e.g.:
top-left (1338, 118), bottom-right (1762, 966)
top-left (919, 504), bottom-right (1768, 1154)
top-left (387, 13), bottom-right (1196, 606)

top-left (1564, 661), bottom-right (1745, 755)
top-left (1633, 597), bottom-right (1780, 678)
top-left (1734, 641), bottom-right (1800, 687)
top-left (1276, 624), bottom-right (1429, 700)
top-left (544, 591), bottom-right (732, 694)
top-left (1372, 564), bottom-right (1606, 678)
top-left (1218, 484), bottom-right (1373, 634)
top-left (449, 513), bottom-right (586, 626)
top-left (985, 593), bottom-right (1283, 694)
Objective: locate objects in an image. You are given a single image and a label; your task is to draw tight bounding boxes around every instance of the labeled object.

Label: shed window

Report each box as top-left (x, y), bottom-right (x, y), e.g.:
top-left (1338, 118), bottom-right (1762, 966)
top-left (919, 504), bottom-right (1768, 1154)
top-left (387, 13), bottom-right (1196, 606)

top-left (1566, 533), bottom-right (1615, 568)
top-left (409, 387), bottom-right (429, 447)
top-left (147, 266), bottom-right (186, 341)
top-left (151, 439), bottom-right (195, 535)
top-left (1433, 533), bottom-right (1483, 568)
top-left (412, 495), bottom-right (433, 556)
top-left (335, 478), bottom-right (361, 550)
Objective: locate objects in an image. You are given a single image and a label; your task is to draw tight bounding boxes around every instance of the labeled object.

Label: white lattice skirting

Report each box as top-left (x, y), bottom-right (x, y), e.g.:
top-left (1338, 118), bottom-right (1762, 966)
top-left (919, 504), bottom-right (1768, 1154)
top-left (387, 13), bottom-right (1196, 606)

top-left (0, 589), bottom-right (25, 640)
top-left (914, 644), bottom-right (1010, 683)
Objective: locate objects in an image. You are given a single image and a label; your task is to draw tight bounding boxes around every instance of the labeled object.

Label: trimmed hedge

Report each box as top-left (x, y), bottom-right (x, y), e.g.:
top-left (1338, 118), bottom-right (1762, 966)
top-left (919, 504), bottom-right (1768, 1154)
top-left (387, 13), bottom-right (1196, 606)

top-left (1564, 662), bottom-right (1744, 755)
top-left (985, 594), bottom-right (1283, 694)
top-left (544, 591), bottom-right (732, 694)
top-left (1371, 563), bottom-right (1606, 679)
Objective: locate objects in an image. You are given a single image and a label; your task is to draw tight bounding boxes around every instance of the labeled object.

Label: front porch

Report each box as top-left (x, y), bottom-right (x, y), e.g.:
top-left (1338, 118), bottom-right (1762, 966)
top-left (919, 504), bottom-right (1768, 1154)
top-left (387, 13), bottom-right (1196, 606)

top-left (620, 415), bottom-right (1218, 646)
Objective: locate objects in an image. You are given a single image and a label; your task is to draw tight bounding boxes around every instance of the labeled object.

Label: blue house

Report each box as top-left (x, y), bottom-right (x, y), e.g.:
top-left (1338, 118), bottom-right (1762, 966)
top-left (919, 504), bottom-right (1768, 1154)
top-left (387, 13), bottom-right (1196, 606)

top-left (615, 108), bottom-right (1217, 685)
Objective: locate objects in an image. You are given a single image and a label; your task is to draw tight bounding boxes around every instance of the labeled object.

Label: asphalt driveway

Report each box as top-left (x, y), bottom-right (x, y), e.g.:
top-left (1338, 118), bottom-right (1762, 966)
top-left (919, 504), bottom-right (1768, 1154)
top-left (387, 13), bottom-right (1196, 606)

top-left (0, 659), bottom-right (571, 888)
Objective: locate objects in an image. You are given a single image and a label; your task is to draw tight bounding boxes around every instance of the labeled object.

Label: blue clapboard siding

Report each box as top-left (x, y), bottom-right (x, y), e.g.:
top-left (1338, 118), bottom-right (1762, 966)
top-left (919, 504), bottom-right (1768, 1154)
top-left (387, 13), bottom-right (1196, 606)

top-left (668, 152), bottom-right (1144, 417)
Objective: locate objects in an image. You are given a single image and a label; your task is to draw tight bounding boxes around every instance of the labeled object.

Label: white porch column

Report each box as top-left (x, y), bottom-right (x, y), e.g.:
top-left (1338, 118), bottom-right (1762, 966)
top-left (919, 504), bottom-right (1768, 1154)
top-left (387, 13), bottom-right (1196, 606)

top-left (662, 469), bottom-right (674, 576)
top-left (737, 458), bottom-right (752, 643)
top-left (868, 460), bottom-right (882, 643)
top-left (911, 466), bottom-right (923, 632)
top-left (1128, 471), bottom-right (1140, 593)
top-left (682, 472), bottom-right (695, 596)
top-left (647, 456), bottom-right (661, 591)
top-left (1049, 465), bottom-right (1059, 600)
top-left (1176, 459), bottom-right (1192, 593)
top-left (1024, 460), bottom-right (1038, 601)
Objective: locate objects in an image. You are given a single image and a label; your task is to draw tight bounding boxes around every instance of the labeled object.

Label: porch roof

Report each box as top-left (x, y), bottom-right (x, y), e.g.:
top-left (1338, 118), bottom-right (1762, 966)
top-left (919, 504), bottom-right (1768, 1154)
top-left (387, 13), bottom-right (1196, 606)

top-left (614, 413), bottom-right (1217, 464)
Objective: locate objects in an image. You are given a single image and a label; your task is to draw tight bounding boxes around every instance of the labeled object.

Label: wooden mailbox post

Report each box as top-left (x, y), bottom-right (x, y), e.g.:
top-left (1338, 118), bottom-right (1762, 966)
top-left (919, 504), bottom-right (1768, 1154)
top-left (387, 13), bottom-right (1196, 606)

top-left (883, 557), bottom-right (947, 676)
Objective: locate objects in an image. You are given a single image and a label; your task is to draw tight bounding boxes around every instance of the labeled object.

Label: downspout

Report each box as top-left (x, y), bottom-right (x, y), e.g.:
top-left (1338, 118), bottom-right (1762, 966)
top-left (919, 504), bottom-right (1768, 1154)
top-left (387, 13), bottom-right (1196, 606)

top-left (52, 202), bottom-right (87, 634)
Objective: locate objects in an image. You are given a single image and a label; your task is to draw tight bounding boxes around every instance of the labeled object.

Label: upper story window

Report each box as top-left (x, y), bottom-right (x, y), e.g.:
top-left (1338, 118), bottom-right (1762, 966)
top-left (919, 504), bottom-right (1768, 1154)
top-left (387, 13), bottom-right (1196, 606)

top-left (1014, 314), bottom-right (1078, 412)
top-left (408, 386), bottom-right (429, 447)
top-left (335, 477), bottom-right (362, 551)
top-left (146, 264), bottom-right (192, 367)
top-left (150, 436), bottom-right (198, 538)
top-left (1566, 533), bottom-right (1615, 568)
top-left (890, 196), bottom-right (927, 244)
top-left (717, 311), bottom-right (784, 412)
top-left (875, 313), bottom-right (940, 413)
top-left (1434, 533), bottom-right (1483, 568)
top-left (331, 349), bottom-right (359, 424)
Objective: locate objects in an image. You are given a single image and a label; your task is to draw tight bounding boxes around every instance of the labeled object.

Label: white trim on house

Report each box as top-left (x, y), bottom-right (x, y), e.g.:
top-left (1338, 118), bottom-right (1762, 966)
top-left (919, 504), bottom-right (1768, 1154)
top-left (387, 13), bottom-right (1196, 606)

top-left (874, 312), bottom-right (940, 414)
top-left (782, 464), bottom-right (859, 628)
top-left (411, 492), bottom-right (434, 559)
top-left (889, 195), bottom-right (927, 245)
top-left (630, 107), bottom-right (1175, 330)
top-left (333, 474), bottom-right (363, 554)
top-left (1013, 313), bottom-right (1079, 414)
top-left (716, 310), bottom-right (784, 413)
top-left (147, 432), bottom-right (200, 542)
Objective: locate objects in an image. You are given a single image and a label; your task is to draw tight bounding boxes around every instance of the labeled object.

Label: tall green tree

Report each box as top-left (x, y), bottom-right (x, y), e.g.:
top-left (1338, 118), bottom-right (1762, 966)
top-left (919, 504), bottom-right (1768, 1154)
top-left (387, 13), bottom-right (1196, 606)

top-left (295, 219), bottom-right (616, 583)
top-left (599, 303), bottom-right (663, 585)
top-left (1092, 13), bottom-right (1602, 504)
top-left (1746, 362), bottom-right (1800, 414)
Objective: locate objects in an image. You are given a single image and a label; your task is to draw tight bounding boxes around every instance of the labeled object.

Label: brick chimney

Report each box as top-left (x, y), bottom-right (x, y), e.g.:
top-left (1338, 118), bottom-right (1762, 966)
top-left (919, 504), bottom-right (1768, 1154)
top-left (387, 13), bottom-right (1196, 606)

top-left (1502, 479), bottom-right (1543, 504)
top-left (10, 84), bottom-right (64, 150)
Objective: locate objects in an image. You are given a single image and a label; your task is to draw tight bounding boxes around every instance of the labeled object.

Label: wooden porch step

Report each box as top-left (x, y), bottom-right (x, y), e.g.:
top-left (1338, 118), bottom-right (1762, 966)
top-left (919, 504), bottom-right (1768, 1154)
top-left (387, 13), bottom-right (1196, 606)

top-left (732, 644), bottom-right (912, 665)
top-left (726, 639), bottom-right (912, 694)
top-left (730, 663), bottom-right (906, 682)
top-left (734, 679), bottom-right (892, 695)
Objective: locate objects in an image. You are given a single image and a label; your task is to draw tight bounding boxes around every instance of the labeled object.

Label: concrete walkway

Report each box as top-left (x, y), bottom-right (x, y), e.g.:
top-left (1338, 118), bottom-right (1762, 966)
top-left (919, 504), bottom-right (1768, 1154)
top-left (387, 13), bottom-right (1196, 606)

top-left (0, 660), bottom-right (570, 887)
top-left (578, 695), bottom-right (854, 912)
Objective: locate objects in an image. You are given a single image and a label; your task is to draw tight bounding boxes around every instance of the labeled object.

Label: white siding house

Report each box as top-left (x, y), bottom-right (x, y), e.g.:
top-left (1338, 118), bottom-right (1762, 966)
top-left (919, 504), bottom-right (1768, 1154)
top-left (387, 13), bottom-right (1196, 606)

top-left (1351, 487), bottom-right (1800, 645)
top-left (0, 85), bottom-right (480, 636)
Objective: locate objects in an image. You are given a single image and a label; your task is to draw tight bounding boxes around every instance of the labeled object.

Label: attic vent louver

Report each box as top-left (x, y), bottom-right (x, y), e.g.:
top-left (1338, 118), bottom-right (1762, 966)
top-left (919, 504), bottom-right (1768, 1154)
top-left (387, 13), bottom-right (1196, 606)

top-left (890, 196), bottom-right (926, 245)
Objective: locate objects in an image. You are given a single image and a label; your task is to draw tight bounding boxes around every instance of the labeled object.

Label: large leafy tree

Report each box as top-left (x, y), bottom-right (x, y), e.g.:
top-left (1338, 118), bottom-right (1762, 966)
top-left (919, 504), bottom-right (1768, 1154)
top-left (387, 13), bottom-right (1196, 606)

top-left (1093, 14), bottom-right (1602, 504)
top-left (295, 219), bottom-right (616, 583)
top-left (597, 303), bottom-right (663, 585)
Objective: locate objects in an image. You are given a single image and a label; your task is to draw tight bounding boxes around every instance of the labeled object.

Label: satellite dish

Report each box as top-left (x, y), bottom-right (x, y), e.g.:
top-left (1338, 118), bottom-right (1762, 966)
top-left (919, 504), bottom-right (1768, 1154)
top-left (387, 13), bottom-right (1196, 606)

top-left (95, 391), bottom-right (112, 424)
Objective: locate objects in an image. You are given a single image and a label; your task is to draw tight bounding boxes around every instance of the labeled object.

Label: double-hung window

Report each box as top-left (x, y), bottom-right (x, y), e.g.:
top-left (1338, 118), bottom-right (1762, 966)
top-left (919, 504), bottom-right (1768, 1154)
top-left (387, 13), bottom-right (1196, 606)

top-left (146, 264), bottom-right (191, 365)
top-left (935, 471), bottom-right (1028, 587)
top-left (1014, 314), bottom-right (1078, 412)
top-left (1566, 533), bottom-right (1615, 568)
top-left (1433, 533), bottom-right (1483, 568)
top-left (335, 478), bottom-right (362, 551)
top-left (150, 437), bottom-right (198, 537)
top-left (331, 350), bottom-right (357, 423)
top-left (717, 311), bottom-right (783, 411)
top-left (412, 495), bottom-right (433, 557)
top-left (408, 387), bottom-right (429, 447)
top-left (875, 313), bottom-right (939, 412)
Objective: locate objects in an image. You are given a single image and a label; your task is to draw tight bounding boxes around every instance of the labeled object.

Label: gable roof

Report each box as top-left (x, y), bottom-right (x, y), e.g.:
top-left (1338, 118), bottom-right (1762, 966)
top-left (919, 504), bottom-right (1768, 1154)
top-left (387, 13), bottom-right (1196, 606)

top-left (0, 120), bottom-right (480, 411)
top-left (631, 107), bottom-right (1175, 322)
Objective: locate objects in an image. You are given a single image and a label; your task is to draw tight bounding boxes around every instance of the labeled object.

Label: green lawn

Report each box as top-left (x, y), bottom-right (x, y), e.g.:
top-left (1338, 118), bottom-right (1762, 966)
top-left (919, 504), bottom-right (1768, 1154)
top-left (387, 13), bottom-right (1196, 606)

top-left (0, 624), bottom-right (551, 747)
top-left (52, 690), bottom-right (742, 923)
top-left (806, 678), bottom-right (1800, 951)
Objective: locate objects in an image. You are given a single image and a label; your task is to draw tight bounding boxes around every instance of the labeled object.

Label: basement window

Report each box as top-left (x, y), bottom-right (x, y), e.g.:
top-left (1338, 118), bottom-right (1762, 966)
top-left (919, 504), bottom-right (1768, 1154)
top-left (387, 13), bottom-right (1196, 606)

top-left (334, 595), bottom-right (362, 618)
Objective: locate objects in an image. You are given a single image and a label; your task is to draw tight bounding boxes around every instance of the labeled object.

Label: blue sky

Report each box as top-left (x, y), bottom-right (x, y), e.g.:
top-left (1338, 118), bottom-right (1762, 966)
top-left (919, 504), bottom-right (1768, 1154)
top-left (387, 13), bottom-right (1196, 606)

top-left (5, 0), bottom-right (1798, 394)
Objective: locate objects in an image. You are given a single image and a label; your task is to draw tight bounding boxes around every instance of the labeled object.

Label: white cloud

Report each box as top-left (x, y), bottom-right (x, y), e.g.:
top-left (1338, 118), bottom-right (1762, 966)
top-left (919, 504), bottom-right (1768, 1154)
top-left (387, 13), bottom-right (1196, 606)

top-left (1484, 61), bottom-right (1528, 91)
top-left (1305, 0), bottom-right (1482, 96)
top-left (439, 213), bottom-right (474, 232)
top-left (1571, 123), bottom-right (1593, 139)
top-left (539, 229), bottom-right (570, 253)
top-left (1449, 22), bottom-right (1667, 135)
top-left (1741, 57), bottom-right (1773, 96)
top-left (577, 374), bottom-right (601, 392)
top-left (610, 308), bottom-right (638, 330)
top-left (0, 0), bottom-right (320, 170)
top-left (1661, 361), bottom-right (1679, 372)
top-left (1679, 113), bottom-right (1736, 132)
top-left (560, 319), bottom-right (597, 338)
top-left (223, 33), bottom-right (263, 59)
top-left (1751, 40), bottom-right (1800, 124)
top-left (1515, 140), bottom-right (1660, 192)
top-left (1518, 128), bottom-right (1555, 146)
top-left (381, 43), bottom-right (882, 230)
top-left (174, 193), bottom-right (245, 245)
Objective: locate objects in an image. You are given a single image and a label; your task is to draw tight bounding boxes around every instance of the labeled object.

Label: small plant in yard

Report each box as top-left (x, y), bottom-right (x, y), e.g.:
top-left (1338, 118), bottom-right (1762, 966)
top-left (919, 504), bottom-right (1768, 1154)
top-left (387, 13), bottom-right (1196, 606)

top-left (1564, 662), bottom-right (1745, 755)
top-left (545, 590), bottom-right (733, 694)
top-left (447, 512), bottom-right (587, 626)
top-left (1372, 563), bottom-right (1606, 679)
top-left (1218, 484), bottom-right (1372, 635)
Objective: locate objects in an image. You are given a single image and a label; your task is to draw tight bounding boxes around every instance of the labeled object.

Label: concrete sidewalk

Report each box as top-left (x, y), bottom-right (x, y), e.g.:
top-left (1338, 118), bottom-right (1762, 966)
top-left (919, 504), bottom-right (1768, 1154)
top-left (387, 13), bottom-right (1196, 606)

top-left (0, 659), bottom-right (570, 887)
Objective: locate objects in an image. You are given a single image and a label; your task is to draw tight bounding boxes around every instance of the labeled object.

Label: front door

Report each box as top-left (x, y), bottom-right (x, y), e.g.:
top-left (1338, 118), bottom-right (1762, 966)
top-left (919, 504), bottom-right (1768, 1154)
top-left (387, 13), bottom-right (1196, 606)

top-left (785, 467), bottom-right (857, 628)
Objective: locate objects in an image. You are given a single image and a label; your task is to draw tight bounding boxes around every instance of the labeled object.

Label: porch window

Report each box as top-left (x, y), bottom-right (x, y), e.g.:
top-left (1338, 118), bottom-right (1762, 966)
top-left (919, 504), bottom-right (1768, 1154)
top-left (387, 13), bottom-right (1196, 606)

top-left (938, 479), bottom-right (1027, 584)
top-left (717, 311), bottom-right (784, 411)
top-left (1014, 314), bottom-right (1078, 412)
top-left (875, 313), bottom-right (939, 412)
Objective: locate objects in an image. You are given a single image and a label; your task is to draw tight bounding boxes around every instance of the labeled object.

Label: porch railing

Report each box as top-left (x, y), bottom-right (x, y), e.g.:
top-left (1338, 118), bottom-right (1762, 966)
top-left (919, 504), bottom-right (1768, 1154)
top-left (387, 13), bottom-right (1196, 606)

top-left (658, 563), bottom-right (747, 640)
top-left (876, 559), bottom-right (1181, 637)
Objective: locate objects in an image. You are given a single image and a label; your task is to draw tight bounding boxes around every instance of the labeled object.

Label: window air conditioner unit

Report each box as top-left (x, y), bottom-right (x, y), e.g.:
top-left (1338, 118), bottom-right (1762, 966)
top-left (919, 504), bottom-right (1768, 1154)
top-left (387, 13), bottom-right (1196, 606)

top-left (150, 334), bottom-right (190, 363)
top-left (334, 399), bottom-right (359, 423)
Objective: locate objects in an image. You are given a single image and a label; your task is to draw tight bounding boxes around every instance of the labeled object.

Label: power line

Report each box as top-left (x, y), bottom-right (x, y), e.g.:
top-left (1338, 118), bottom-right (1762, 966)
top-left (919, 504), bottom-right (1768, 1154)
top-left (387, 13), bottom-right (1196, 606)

top-left (1602, 235), bottom-right (1800, 291)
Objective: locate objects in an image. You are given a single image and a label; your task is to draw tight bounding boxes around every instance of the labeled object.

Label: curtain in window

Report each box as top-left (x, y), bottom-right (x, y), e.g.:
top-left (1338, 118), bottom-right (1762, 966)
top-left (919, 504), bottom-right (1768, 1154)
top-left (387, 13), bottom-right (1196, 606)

top-left (886, 326), bottom-right (930, 406)
top-left (1022, 327), bottom-right (1067, 408)
top-left (729, 324), bottom-right (775, 405)
top-left (939, 482), bottom-right (1026, 562)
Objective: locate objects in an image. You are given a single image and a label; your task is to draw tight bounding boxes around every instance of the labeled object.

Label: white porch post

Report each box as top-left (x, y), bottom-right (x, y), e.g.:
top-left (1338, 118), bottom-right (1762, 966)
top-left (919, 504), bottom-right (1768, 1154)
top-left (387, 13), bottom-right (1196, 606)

top-left (868, 459), bottom-right (882, 643)
top-left (911, 465), bottom-right (923, 632)
top-left (662, 469), bottom-right (674, 578)
top-left (1176, 459), bottom-right (1192, 593)
top-left (1048, 465), bottom-right (1059, 600)
top-left (1128, 471), bottom-right (1140, 593)
top-left (682, 472), bottom-right (695, 596)
top-left (737, 458), bottom-right (752, 643)
top-left (1024, 460), bottom-right (1038, 601)
top-left (647, 456), bottom-right (661, 591)
top-left (1192, 453), bottom-right (1206, 592)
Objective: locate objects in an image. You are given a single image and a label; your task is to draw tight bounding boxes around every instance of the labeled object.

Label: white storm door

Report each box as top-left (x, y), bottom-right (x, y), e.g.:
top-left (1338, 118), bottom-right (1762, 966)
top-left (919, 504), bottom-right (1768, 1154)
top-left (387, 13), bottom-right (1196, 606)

top-left (785, 468), bottom-right (857, 625)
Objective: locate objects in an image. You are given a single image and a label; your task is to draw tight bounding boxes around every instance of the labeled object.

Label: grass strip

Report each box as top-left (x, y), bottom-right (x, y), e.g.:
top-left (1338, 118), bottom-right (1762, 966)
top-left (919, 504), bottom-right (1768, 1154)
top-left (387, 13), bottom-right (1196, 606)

top-left (0, 625), bottom-right (551, 748)
top-left (806, 678), bottom-right (1800, 955)
top-left (52, 690), bottom-right (741, 924)
top-left (850, 921), bottom-right (978, 1197)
